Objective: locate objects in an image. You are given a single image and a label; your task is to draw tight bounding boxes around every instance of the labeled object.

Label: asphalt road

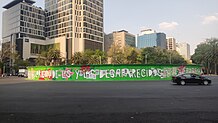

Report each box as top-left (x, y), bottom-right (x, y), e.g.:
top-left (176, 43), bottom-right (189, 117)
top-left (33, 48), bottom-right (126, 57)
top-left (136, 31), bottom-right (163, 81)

top-left (0, 76), bottom-right (218, 123)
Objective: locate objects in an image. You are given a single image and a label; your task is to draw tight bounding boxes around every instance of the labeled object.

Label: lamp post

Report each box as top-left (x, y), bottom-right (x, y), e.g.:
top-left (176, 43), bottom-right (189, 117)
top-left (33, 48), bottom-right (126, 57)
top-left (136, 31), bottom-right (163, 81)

top-left (215, 41), bottom-right (218, 75)
top-left (144, 54), bottom-right (148, 64)
top-left (169, 52), bottom-right (172, 64)
top-left (99, 56), bottom-right (102, 64)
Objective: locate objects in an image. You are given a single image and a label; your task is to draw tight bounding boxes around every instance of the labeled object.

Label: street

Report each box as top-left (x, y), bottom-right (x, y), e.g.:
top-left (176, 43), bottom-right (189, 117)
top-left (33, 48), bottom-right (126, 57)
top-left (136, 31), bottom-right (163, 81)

top-left (0, 76), bottom-right (218, 123)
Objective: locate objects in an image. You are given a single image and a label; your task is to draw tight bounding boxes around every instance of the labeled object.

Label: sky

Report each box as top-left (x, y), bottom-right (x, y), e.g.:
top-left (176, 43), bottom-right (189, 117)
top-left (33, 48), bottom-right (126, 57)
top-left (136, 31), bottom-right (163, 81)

top-left (1, 0), bottom-right (218, 54)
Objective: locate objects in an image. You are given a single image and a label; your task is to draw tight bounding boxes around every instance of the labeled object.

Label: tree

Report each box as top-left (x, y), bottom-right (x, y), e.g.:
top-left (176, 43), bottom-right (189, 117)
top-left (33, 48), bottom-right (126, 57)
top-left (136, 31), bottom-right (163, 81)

top-left (107, 42), bottom-right (125, 64)
top-left (0, 43), bottom-right (19, 74)
top-left (47, 48), bottom-right (61, 66)
top-left (35, 48), bottom-right (62, 66)
top-left (123, 46), bottom-right (141, 64)
top-left (192, 38), bottom-right (218, 74)
top-left (141, 47), bottom-right (186, 64)
top-left (72, 52), bottom-right (84, 65)
top-left (72, 50), bottom-right (107, 65)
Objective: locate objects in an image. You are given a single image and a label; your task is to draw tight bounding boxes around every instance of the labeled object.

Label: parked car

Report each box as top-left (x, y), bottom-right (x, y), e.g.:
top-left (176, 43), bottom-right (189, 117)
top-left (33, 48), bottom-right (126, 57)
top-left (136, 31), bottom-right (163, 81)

top-left (172, 73), bottom-right (211, 85)
top-left (18, 68), bottom-right (28, 78)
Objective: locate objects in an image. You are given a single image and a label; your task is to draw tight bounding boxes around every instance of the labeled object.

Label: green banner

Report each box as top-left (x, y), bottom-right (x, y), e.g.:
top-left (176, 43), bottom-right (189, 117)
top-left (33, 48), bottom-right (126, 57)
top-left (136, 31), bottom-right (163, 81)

top-left (27, 64), bottom-right (202, 81)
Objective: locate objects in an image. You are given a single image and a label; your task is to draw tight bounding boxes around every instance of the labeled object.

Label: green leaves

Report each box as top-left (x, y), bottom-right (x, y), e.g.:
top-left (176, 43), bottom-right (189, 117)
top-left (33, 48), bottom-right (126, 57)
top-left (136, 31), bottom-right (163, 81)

top-left (35, 48), bottom-right (62, 66)
top-left (141, 47), bottom-right (186, 64)
top-left (191, 38), bottom-right (218, 74)
top-left (72, 50), bottom-right (107, 65)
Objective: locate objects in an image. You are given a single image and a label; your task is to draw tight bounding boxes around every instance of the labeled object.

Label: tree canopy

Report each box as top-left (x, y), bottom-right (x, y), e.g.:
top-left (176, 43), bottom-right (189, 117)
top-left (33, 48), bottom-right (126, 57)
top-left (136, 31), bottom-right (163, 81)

top-left (191, 38), bottom-right (218, 74)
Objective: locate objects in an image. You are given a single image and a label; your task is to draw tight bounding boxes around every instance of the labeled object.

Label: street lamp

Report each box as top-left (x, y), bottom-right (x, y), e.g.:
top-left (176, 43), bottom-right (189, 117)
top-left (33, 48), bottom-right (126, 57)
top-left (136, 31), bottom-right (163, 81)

top-left (99, 56), bottom-right (102, 64)
top-left (169, 52), bottom-right (172, 64)
top-left (144, 54), bottom-right (148, 64)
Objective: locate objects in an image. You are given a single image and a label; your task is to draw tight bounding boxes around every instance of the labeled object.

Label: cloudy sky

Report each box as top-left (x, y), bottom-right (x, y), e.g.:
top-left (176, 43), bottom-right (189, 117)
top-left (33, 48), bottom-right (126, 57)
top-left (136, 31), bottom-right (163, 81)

top-left (1, 0), bottom-right (218, 54)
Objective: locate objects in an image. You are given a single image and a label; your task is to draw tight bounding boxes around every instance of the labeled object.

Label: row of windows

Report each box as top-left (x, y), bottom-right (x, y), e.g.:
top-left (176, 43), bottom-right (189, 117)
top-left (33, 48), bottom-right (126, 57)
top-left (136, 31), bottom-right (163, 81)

top-left (20, 15), bottom-right (44, 26)
top-left (57, 4), bottom-right (73, 12)
top-left (21, 4), bottom-right (44, 15)
top-left (84, 5), bottom-right (103, 18)
top-left (84, 17), bottom-right (103, 27)
top-left (31, 43), bottom-right (60, 54)
top-left (84, 28), bottom-right (103, 37)
top-left (46, 2), bottom-right (103, 19)
top-left (84, 22), bottom-right (103, 32)
top-left (46, 21), bottom-right (72, 32)
top-left (20, 10), bottom-right (45, 20)
top-left (47, 27), bottom-right (73, 35)
top-left (84, 33), bottom-right (103, 42)
top-left (20, 27), bottom-right (44, 37)
top-left (20, 21), bottom-right (44, 31)
top-left (85, 39), bottom-right (103, 51)
top-left (84, 11), bottom-right (103, 22)
top-left (84, 0), bottom-right (103, 8)
top-left (57, 0), bottom-right (73, 6)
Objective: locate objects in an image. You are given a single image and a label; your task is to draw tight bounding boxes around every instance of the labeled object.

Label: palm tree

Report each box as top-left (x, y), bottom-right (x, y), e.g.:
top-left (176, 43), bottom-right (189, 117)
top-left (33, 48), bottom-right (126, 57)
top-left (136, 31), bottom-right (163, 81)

top-left (47, 48), bottom-right (61, 66)
top-left (35, 48), bottom-right (61, 66)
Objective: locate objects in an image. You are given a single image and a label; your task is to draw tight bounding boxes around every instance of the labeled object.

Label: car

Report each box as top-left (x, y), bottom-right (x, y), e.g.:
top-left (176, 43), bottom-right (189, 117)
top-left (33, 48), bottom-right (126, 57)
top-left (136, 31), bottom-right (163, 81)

top-left (172, 73), bottom-right (211, 85)
top-left (18, 73), bottom-right (28, 78)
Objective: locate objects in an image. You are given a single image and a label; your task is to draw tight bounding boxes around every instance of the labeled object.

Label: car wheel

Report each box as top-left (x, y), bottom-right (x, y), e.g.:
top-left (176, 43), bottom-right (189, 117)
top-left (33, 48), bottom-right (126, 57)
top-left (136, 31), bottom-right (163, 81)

top-left (180, 80), bottom-right (186, 85)
top-left (203, 81), bottom-right (209, 85)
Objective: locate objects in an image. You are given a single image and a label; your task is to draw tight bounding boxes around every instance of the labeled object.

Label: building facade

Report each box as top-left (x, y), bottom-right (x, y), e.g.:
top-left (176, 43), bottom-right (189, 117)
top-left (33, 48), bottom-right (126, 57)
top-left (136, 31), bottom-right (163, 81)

top-left (2, 0), bottom-right (104, 61)
top-left (45, 0), bottom-right (104, 59)
top-left (2, 0), bottom-right (48, 60)
top-left (104, 30), bottom-right (135, 52)
top-left (137, 29), bottom-right (166, 49)
top-left (176, 42), bottom-right (191, 60)
top-left (167, 37), bottom-right (176, 51)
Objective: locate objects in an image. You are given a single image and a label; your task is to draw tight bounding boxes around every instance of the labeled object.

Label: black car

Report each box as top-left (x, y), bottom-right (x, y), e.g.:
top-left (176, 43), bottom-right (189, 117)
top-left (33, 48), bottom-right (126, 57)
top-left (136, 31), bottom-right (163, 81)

top-left (172, 73), bottom-right (211, 85)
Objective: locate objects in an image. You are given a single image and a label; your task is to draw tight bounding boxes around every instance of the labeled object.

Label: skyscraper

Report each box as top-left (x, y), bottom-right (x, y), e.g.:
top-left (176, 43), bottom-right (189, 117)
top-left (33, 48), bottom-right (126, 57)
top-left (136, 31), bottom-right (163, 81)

top-left (167, 37), bottom-right (176, 51)
top-left (45, 0), bottom-right (104, 59)
top-left (176, 42), bottom-right (191, 60)
top-left (2, 0), bottom-right (46, 60)
top-left (2, 0), bottom-right (104, 62)
top-left (137, 29), bottom-right (166, 49)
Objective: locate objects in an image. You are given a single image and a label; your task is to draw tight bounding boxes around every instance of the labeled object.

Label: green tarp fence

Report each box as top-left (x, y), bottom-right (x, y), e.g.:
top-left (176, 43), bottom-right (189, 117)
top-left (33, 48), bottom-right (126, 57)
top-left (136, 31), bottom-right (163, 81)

top-left (27, 64), bottom-right (202, 81)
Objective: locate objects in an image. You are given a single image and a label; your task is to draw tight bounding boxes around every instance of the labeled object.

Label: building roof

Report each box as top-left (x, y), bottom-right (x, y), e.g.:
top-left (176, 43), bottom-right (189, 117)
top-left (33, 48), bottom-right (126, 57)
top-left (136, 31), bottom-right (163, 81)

top-left (3, 0), bottom-right (36, 9)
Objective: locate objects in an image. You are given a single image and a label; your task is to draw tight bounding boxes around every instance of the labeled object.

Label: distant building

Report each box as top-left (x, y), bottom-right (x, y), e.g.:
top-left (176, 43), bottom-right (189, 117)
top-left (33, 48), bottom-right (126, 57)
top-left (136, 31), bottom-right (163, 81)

top-left (167, 37), bottom-right (176, 51)
top-left (176, 42), bottom-right (191, 60)
top-left (137, 29), bottom-right (166, 49)
top-left (104, 30), bottom-right (135, 52)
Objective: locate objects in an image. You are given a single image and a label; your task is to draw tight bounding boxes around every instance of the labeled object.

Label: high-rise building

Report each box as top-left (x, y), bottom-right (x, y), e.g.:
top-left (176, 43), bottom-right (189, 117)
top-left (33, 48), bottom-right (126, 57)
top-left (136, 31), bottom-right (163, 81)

top-left (2, 0), bottom-right (48, 60)
top-left (137, 29), bottom-right (166, 49)
top-left (2, 0), bottom-right (104, 61)
top-left (176, 42), bottom-right (191, 60)
top-left (45, 0), bottom-right (104, 59)
top-left (104, 30), bottom-right (135, 52)
top-left (167, 37), bottom-right (176, 51)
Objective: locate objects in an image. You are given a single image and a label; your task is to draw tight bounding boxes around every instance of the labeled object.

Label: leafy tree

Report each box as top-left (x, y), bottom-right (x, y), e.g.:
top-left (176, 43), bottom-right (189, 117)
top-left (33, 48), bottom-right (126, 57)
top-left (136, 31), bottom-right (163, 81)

top-left (141, 47), bottom-right (186, 64)
top-left (123, 46), bottom-right (141, 64)
top-left (0, 43), bottom-right (20, 74)
top-left (0, 43), bottom-right (13, 63)
top-left (192, 38), bottom-right (218, 74)
top-left (35, 51), bottom-right (48, 66)
top-left (107, 42), bottom-right (125, 64)
top-left (47, 48), bottom-right (61, 66)
top-left (35, 48), bottom-right (62, 66)
top-left (72, 52), bottom-right (83, 65)
top-left (72, 50), bottom-right (107, 65)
